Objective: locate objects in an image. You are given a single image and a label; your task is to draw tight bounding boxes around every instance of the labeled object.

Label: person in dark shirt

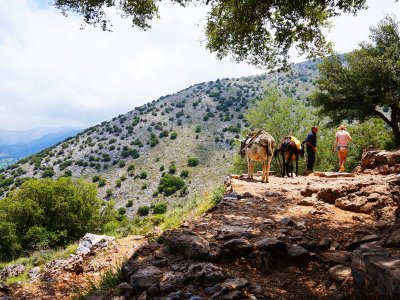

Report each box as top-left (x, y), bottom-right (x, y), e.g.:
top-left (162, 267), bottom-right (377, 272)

top-left (305, 126), bottom-right (318, 172)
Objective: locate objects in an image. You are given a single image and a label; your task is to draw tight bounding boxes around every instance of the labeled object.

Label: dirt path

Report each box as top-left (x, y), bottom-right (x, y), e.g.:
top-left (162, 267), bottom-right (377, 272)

top-left (4, 171), bottom-right (399, 299)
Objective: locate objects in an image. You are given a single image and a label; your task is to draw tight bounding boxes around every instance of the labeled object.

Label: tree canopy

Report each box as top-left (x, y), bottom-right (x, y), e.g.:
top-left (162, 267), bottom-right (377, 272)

top-left (52, 0), bottom-right (371, 69)
top-left (312, 16), bottom-right (400, 146)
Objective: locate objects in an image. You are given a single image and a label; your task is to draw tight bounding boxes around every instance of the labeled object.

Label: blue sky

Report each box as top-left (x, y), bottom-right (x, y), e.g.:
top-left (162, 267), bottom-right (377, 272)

top-left (0, 0), bottom-right (399, 130)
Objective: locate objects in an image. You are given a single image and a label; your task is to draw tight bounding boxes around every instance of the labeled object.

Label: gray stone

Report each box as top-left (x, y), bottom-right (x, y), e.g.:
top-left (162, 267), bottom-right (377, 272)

top-left (130, 266), bottom-right (162, 290)
top-left (222, 277), bottom-right (248, 289)
top-left (223, 238), bottom-right (252, 255)
top-left (116, 282), bottom-right (134, 298)
top-left (263, 219), bottom-right (275, 226)
top-left (248, 250), bottom-right (273, 273)
top-left (28, 266), bottom-right (41, 280)
top-left (205, 284), bottom-right (222, 295)
top-left (329, 265), bottom-right (352, 282)
top-left (351, 246), bottom-right (400, 299)
top-left (188, 296), bottom-right (204, 300)
top-left (385, 229), bottom-right (400, 248)
top-left (186, 262), bottom-right (226, 283)
top-left (254, 237), bottom-right (286, 255)
top-left (279, 217), bottom-right (295, 226)
top-left (287, 244), bottom-right (311, 263)
top-left (346, 234), bottom-right (382, 251)
top-left (164, 230), bottom-right (210, 260)
top-left (159, 272), bottom-right (185, 293)
top-left (76, 233), bottom-right (114, 255)
top-left (0, 264), bottom-right (25, 280)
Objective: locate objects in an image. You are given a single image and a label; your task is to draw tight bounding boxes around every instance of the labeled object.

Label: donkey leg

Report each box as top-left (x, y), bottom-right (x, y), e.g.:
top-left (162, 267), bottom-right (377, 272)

top-left (296, 156), bottom-right (299, 177)
top-left (281, 152), bottom-right (285, 177)
top-left (249, 160), bottom-right (255, 179)
top-left (261, 161), bottom-right (266, 182)
top-left (265, 155), bottom-right (272, 183)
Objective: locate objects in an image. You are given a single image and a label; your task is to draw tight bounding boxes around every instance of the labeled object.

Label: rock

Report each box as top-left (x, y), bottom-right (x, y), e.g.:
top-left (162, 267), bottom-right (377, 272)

top-left (287, 244), bottom-right (312, 264)
top-left (279, 217), bottom-right (295, 226)
top-left (28, 266), bottom-right (41, 280)
top-left (76, 233), bottom-right (114, 255)
top-left (166, 291), bottom-right (183, 300)
top-left (0, 264), bottom-right (25, 280)
top-left (321, 251), bottom-right (351, 265)
top-left (300, 185), bottom-right (319, 197)
top-left (345, 235), bottom-right (382, 251)
top-left (248, 250), bottom-right (273, 273)
top-left (111, 297), bottom-right (126, 300)
top-left (254, 237), bottom-right (286, 254)
top-left (335, 195), bottom-right (369, 213)
top-left (159, 272), bottom-right (185, 293)
top-left (205, 284), bottom-right (222, 295)
top-left (385, 229), bottom-right (400, 248)
top-left (188, 296), bottom-right (204, 300)
top-left (222, 277), bottom-right (249, 289)
top-left (263, 219), bottom-right (275, 226)
top-left (130, 266), bottom-right (162, 290)
top-left (297, 198), bottom-right (315, 206)
top-left (317, 187), bottom-right (347, 204)
top-left (186, 262), bottom-right (226, 283)
top-left (351, 246), bottom-right (400, 299)
top-left (329, 265), bottom-right (352, 282)
top-left (116, 282), bottom-right (134, 298)
top-left (163, 230), bottom-right (210, 260)
top-left (223, 238), bottom-right (252, 256)
top-left (218, 290), bottom-right (245, 300)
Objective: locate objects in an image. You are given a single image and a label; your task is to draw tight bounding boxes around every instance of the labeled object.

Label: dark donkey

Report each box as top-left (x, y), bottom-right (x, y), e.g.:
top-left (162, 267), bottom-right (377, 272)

top-left (274, 136), bottom-right (304, 177)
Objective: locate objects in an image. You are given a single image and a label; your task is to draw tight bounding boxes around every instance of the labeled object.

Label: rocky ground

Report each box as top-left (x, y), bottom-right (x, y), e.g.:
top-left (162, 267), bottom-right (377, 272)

top-left (1, 150), bottom-right (400, 300)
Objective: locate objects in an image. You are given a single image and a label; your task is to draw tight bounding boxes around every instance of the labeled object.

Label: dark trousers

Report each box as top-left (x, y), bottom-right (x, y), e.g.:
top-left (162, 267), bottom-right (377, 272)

top-left (306, 147), bottom-right (315, 171)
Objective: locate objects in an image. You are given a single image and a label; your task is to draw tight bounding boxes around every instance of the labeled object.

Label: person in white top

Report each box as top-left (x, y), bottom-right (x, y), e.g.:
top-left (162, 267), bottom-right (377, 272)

top-left (334, 124), bottom-right (352, 172)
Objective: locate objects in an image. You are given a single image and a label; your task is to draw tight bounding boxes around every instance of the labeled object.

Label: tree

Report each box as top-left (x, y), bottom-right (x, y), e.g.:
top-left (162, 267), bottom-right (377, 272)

top-left (312, 16), bottom-right (400, 146)
top-left (52, 0), bottom-right (371, 69)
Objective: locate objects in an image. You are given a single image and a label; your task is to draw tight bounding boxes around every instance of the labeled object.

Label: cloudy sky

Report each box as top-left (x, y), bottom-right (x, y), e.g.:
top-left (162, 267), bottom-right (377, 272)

top-left (0, 0), bottom-right (399, 130)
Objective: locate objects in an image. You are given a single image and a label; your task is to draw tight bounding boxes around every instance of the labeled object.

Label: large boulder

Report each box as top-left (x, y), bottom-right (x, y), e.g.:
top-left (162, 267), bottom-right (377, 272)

top-left (357, 150), bottom-right (400, 174)
top-left (163, 230), bottom-right (210, 261)
top-left (0, 264), bottom-right (25, 280)
top-left (351, 245), bottom-right (400, 299)
top-left (76, 233), bottom-right (115, 255)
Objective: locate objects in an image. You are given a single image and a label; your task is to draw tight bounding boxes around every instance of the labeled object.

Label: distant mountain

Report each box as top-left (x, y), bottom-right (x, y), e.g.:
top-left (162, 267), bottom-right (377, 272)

top-left (0, 128), bottom-right (82, 168)
top-left (0, 61), bottom-right (318, 213)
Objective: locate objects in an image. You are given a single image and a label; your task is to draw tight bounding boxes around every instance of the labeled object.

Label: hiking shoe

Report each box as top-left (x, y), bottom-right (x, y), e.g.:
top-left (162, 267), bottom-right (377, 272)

top-left (339, 165), bottom-right (345, 172)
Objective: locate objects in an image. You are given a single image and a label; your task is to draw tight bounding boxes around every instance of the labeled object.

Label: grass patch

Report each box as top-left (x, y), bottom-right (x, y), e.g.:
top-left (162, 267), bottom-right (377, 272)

top-left (0, 243), bottom-right (78, 284)
top-left (76, 264), bottom-right (123, 300)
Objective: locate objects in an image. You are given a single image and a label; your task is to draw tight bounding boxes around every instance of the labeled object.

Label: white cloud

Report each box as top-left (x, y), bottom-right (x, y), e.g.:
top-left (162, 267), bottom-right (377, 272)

top-left (0, 0), bottom-right (398, 130)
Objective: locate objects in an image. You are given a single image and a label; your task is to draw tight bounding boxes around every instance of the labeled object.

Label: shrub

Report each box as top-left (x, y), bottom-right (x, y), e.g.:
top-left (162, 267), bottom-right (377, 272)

top-left (42, 167), bottom-right (54, 178)
top-left (106, 189), bottom-right (113, 197)
top-left (138, 206), bottom-right (150, 216)
top-left (159, 130), bottom-right (169, 138)
top-left (92, 175), bottom-right (101, 182)
top-left (126, 200), bottom-right (133, 207)
top-left (195, 126), bottom-right (201, 133)
top-left (168, 163), bottom-right (176, 174)
top-left (158, 174), bottom-right (185, 196)
top-left (118, 207), bottom-right (126, 215)
top-left (187, 157), bottom-right (199, 167)
top-left (118, 161), bottom-right (126, 168)
top-left (170, 132), bottom-right (177, 140)
top-left (98, 178), bottom-right (106, 187)
top-left (139, 172), bottom-right (147, 179)
top-left (153, 203), bottom-right (167, 214)
top-left (127, 163), bottom-right (135, 171)
top-left (0, 177), bottom-right (100, 261)
top-left (180, 169), bottom-right (189, 178)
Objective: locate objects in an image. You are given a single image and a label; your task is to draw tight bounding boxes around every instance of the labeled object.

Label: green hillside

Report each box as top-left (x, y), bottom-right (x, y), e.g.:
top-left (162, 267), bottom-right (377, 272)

top-left (0, 61), bottom-right (318, 215)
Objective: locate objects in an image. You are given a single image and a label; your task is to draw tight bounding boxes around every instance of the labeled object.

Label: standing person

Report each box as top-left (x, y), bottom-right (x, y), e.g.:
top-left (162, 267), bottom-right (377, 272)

top-left (335, 124), bottom-right (352, 172)
top-left (305, 126), bottom-right (318, 173)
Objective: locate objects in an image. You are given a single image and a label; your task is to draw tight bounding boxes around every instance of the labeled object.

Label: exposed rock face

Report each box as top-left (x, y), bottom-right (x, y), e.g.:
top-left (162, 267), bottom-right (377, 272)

top-left (356, 150), bottom-right (400, 175)
top-left (351, 246), bottom-right (400, 299)
top-left (163, 229), bottom-right (210, 260)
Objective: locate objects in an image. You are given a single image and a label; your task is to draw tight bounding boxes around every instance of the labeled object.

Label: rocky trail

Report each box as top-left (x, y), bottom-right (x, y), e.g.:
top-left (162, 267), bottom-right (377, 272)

top-left (2, 150), bottom-right (400, 300)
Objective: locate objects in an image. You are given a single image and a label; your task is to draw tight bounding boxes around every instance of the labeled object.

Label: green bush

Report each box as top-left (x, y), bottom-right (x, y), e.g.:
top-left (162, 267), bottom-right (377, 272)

top-left (187, 157), bottom-right (199, 167)
top-left (139, 172), bottom-right (147, 179)
top-left (118, 207), bottom-right (126, 215)
top-left (180, 169), bottom-right (189, 178)
top-left (92, 175), bottom-right (101, 182)
top-left (158, 174), bottom-right (186, 196)
top-left (170, 132), bottom-right (177, 140)
top-left (0, 177), bottom-right (100, 261)
top-left (115, 179), bottom-right (122, 187)
top-left (42, 167), bottom-right (54, 178)
top-left (98, 178), bottom-right (106, 187)
top-left (138, 206), bottom-right (150, 216)
top-left (127, 163), bottom-right (135, 171)
top-left (126, 200), bottom-right (133, 207)
top-left (118, 161), bottom-right (126, 168)
top-left (153, 203), bottom-right (167, 214)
